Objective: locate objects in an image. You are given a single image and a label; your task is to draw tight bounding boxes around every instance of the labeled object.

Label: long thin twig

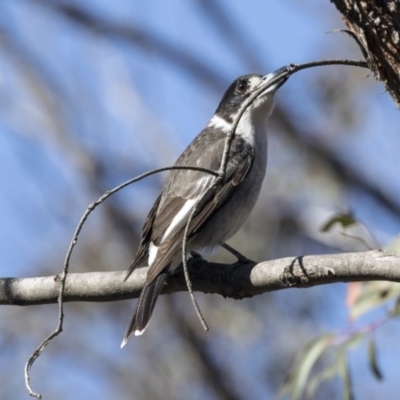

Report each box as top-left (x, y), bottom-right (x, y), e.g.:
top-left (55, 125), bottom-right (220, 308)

top-left (177, 58), bottom-right (370, 332)
top-left (181, 201), bottom-right (209, 331)
top-left (288, 59), bottom-right (369, 74)
top-left (218, 71), bottom-right (291, 178)
top-left (24, 165), bottom-right (217, 399)
top-left (178, 69), bottom-right (292, 331)
top-left (25, 57), bottom-right (370, 398)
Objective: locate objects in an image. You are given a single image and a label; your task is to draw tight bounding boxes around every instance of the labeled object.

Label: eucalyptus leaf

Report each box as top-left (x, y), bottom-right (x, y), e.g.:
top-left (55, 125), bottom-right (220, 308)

top-left (386, 235), bottom-right (400, 252)
top-left (350, 281), bottom-right (400, 320)
top-left (368, 339), bottom-right (383, 381)
top-left (338, 352), bottom-right (354, 400)
top-left (342, 333), bottom-right (364, 350)
top-left (306, 333), bottom-right (365, 398)
top-left (389, 296), bottom-right (400, 317)
top-left (307, 354), bottom-right (341, 399)
top-left (281, 334), bottom-right (333, 400)
top-left (320, 212), bottom-right (356, 233)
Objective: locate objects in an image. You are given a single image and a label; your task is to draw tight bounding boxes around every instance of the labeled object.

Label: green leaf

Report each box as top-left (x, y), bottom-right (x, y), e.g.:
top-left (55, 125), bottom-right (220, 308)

top-left (350, 281), bottom-right (400, 320)
top-left (386, 235), bottom-right (400, 252)
top-left (390, 296), bottom-right (400, 317)
top-left (320, 212), bottom-right (356, 233)
top-left (342, 333), bottom-right (364, 350)
top-left (307, 354), bottom-right (341, 399)
top-left (368, 339), bottom-right (383, 381)
top-left (338, 351), bottom-right (354, 400)
top-left (306, 333), bottom-right (364, 398)
top-left (281, 334), bottom-right (333, 400)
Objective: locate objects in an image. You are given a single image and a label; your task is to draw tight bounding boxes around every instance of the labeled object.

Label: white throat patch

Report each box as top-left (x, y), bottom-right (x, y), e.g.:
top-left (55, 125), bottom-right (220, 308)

top-left (207, 115), bottom-right (232, 132)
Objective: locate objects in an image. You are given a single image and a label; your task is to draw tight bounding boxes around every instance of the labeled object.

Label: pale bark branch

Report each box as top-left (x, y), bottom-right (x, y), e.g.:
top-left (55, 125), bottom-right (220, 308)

top-left (1, 250), bottom-right (399, 306)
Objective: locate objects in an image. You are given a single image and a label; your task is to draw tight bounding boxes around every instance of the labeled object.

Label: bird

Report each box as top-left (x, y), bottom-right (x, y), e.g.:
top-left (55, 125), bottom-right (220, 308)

top-left (121, 67), bottom-right (289, 347)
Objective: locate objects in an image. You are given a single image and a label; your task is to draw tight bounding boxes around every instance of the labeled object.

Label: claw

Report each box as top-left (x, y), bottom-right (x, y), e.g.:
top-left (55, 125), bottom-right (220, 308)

top-left (221, 243), bottom-right (255, 264)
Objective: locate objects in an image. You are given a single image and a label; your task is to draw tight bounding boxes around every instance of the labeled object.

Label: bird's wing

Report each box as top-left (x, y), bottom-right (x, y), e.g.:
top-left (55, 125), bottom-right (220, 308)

top-left (144, 133), bottom-right (254, 284)
top-left (125, 130), bottom-right (219, 280)
top-left (124, 193), bottom-right (162, 281)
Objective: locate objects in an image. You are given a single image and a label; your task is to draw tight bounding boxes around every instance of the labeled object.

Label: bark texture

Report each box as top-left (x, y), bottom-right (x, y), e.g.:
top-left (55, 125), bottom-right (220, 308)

top-left (1, 250), bottom-right (399, 306)
top-left (331, 0), bottom-right (400, 106)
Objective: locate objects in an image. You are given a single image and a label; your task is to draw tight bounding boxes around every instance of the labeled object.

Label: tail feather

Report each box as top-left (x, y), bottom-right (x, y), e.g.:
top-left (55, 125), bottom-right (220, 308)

top-left (121, 272), bottom-right (167, 347)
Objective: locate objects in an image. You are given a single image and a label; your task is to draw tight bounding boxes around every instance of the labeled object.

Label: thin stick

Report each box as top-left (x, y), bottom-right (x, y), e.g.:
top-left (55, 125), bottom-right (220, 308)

top-left (219, 72), bottom-right (290, 179)
top-left (24, 165), bottom-right (218, 399)
top-left (25, 57), bottom-right (370, 398)
top-left (288, 59), bottom-right (369, 74)
top-left (179, 58), bottom-right (369, 331)
top-left (181, 201), bottom-right (209, 331)
top-left (179, 70), bottom-right (291, 331)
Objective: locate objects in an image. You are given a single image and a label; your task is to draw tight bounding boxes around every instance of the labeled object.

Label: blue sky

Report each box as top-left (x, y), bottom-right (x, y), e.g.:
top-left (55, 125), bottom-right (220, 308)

top-left (1, 1), bottom-right (400, 399)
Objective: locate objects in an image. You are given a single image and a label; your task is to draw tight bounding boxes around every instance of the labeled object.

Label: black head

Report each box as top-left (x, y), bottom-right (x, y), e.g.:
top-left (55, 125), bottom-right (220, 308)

top-left (215, 74), bottom-right (263, 123)
top-left (215, 69), bottom-right (288, 123)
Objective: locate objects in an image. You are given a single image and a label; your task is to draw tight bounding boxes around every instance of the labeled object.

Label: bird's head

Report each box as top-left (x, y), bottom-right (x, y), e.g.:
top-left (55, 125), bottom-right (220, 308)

top-left (215, 67), bottom-right (288, 123)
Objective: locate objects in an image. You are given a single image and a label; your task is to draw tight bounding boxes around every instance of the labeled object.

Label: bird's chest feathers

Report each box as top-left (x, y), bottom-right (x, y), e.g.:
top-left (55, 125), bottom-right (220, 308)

top-left (237, 105), bottom-right (268, 141)
top-left (236, 109), bottom-right (268, 169)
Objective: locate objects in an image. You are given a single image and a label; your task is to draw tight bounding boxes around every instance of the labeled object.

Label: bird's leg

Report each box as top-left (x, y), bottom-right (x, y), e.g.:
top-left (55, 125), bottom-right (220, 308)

top-left (171, 251), bottom-right (205, 277)
top-left (221, 243), bottom-right (255, 264)
top-left (190, 250), bottom-right (204, 260)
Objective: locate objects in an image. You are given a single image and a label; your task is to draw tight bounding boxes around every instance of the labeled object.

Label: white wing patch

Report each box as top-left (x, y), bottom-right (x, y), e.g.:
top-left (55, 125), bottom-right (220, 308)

top-left (148, 242), bottom-right (159, 266)
top-left (207, 115), bottom-right (232, 132)
top-left (161, 198), bottom-right (197, 242)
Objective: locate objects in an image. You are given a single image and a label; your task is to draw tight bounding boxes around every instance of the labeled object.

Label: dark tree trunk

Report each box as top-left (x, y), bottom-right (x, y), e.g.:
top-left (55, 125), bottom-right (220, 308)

top-left (331, 0), bottom-right (400, 106)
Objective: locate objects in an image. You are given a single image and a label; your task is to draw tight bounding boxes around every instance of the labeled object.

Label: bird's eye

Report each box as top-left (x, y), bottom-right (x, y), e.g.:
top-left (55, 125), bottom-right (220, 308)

top-left (237, 80), bottom-right (248, 94)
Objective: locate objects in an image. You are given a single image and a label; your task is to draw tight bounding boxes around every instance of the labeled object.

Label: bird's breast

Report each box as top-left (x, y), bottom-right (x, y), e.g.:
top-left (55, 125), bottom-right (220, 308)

top-left (192, 129), bottom-right (268, 249)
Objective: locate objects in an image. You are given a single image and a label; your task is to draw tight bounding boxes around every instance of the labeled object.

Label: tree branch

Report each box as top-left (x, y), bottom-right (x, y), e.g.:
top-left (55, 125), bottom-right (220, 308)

top-left (1, 250), bottom-right (399, 306)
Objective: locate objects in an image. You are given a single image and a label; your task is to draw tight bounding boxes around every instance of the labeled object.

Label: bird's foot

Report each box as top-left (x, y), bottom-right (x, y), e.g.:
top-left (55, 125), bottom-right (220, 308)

top-left (187, 250), bottom-right (207, 268)
top-left (190, 250), bottom-right (204, 260)
top-left (221, 243), bottom-right (255, 264)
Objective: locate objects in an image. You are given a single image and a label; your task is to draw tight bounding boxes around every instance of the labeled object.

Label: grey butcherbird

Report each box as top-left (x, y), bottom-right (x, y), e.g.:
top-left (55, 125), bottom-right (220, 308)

top-left (121, 67), bottom-right (289, 347)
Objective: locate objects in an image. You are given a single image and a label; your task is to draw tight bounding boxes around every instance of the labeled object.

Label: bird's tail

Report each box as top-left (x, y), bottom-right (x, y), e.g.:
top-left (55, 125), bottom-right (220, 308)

top-left (121, 271), bottom-right (167, 347)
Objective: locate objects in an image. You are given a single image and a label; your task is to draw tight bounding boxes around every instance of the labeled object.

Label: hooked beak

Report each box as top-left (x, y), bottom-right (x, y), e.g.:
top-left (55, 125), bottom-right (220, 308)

top-left (257, 66), bottom-right (289, 97)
